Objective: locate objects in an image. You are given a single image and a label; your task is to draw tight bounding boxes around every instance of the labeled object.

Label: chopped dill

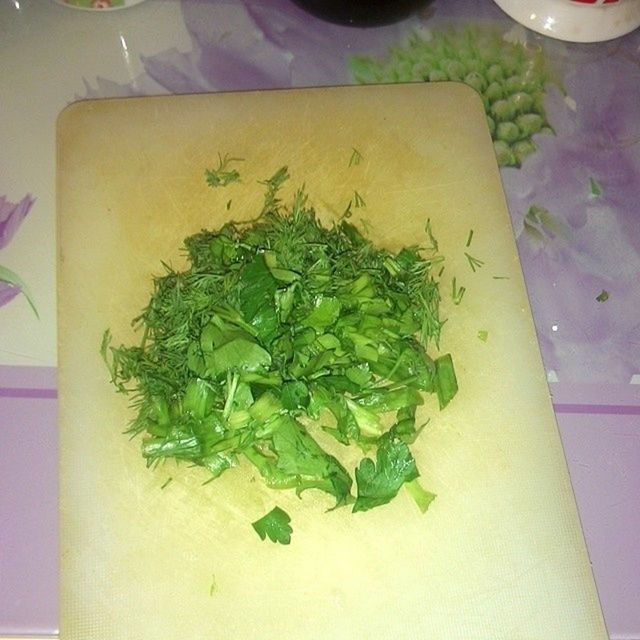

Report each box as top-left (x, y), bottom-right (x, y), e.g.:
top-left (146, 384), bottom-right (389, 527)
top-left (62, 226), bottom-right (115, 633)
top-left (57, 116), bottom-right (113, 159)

top-left (353, 191), bottom-right (366, 208)
top-left (102, 162), bottom-right (458, 537)
top-left (464, 252), bottom-right (485, 272)
top-left (452, 277), bottom-right (466, 305)
top-left (349, 147), bottom-right (363, 167)
top-left (465, 229), bottom-right (474, 248)
top-left (205, 153), bottom-right (243, 188)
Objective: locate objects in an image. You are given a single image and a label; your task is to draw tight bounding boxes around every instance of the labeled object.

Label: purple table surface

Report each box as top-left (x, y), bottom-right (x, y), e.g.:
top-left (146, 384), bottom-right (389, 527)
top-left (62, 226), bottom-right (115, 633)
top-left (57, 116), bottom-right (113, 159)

top-left (1, 0), bottom-right (639, 638)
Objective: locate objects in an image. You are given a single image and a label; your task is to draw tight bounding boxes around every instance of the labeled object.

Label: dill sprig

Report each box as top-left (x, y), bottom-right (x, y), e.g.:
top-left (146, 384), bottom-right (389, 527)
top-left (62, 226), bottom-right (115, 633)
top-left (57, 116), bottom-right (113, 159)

top-left (205, 153), bottom-right (243, 188)
top-left (464, 251), bottom-right (485, 272)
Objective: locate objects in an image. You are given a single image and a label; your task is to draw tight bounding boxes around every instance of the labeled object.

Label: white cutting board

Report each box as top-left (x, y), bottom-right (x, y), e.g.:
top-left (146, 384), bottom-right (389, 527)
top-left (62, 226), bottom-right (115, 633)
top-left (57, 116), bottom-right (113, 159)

top-left (57, 84), bottom-right (608, 639)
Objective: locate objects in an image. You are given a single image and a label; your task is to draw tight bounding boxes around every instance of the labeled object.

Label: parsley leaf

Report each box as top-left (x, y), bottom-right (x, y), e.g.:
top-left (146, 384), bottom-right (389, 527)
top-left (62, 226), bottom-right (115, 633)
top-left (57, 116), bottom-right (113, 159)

top-left (252, 506), bottom-right (293, 544)
top-left (353, 437), bottom-right (419, 513)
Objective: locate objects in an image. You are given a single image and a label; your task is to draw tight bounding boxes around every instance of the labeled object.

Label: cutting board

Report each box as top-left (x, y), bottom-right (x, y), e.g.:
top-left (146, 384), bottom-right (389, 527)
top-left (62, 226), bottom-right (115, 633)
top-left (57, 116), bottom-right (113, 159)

top-left (57, 84), bottom-right (607, 640)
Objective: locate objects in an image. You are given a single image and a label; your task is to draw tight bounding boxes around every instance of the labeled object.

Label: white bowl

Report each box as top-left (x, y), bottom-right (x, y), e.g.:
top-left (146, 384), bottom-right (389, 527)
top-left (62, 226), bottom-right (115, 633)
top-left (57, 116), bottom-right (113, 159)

top-left (53, 0), bottom-right (147, 10)
top-left (493, 0), bottom-right (640, 42)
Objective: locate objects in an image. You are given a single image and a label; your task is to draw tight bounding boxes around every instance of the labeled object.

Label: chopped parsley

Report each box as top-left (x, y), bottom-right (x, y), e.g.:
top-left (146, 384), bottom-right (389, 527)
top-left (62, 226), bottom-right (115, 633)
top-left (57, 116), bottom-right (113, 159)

top-left (252, 506), bottom-right (293, 545)
top-left (102, 164), bottom-right (458, 541)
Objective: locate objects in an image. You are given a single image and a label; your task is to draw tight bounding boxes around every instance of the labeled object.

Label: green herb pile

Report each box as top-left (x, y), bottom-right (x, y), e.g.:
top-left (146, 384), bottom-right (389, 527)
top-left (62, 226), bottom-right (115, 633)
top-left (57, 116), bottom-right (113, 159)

top-left (350, 27), bottom-right (551, 168)
top-left (102, 166), bottom-right (457, 541)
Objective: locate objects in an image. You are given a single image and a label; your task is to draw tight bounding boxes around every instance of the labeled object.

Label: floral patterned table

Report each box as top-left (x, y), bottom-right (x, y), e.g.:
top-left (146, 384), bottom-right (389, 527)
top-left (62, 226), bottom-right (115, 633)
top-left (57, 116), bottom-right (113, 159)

top-left (1, 0), bottom-right (638, 637)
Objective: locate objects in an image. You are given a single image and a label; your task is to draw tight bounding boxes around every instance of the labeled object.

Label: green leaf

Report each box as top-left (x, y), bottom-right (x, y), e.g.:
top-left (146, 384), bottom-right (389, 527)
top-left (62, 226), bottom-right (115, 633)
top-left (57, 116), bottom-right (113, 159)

top-left (0, 264), bottom-right (39, 318)
top-left (353, 437), bottom-right (419, 512)
top-left (302, 296), bottom-right (341, 331)
top-left (183, 378), bottom-right (216, 419)
top-left (345, 398), bottom-right (383, 439)
top-left (405, 478), bottom-right (436, 513)
top-left (246, 415), bottom-right (353, 506)
top-left (434, 353), bottom-right (458, 409)
top-left (202, 451), bottom-right (237, 480)
top-left (203, 336), bottom-right (272, 378)
top-left (280, 380), bottom-right (309, 411)
top-left (252, 506), bottom-right (293, 545)
top-left (238, 254), bottom-right (279, 343)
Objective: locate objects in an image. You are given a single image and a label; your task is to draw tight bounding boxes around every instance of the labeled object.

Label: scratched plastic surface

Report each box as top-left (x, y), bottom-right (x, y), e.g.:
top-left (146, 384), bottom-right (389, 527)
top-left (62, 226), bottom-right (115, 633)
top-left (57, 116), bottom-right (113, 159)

top-left (57, 85), bottom-right (607, 639)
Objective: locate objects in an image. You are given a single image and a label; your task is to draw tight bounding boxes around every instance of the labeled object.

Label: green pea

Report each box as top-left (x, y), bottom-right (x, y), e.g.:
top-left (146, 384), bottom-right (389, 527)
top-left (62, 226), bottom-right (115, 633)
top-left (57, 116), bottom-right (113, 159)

top-left (491, 99), bottom-right (516, 122)
top-left (442, 59), bottom-right (466, 81)
top-left (496, 122), bottom-right (521, 143)
top-left (513, 140), bottom-right (537, 163)
top-left (428, 69), bottom-right (449, 83)
top-left (486, 115), bottom-right (496, 137)
top-left (533, 93), bottom-right (547, 115)
top-left (520, 74), bottom-right (542, 94)
top-left (412, 62), bottom-right (432, 81)
top-left (464, 58), bottom-right (484, 74)
top-left (395, 61), bottom-right (414, 82)
top-left (505, 75), bottom-right (525, 94)
top-left (493, 140), bottom-right (517, 167)
top-left (508, 91), bottom-right (534, 114)
top-left (457, 47), bottom-right (473, 62)
top-left (516, 113), bottom-right (543, 136)
top-left (484, 81), bottom-right (503, 103)
top-left (501, 56), bottom-right (520, 76)
top-left (464, 71), bottom-right (487, 93)
top-left (486, 64), bottom-right (505, 83)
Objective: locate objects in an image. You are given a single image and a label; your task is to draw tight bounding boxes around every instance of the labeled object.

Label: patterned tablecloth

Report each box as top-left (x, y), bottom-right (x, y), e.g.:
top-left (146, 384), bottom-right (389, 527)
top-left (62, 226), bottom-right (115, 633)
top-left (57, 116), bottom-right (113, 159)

top-left (1, 0), bottom-right (638, 637)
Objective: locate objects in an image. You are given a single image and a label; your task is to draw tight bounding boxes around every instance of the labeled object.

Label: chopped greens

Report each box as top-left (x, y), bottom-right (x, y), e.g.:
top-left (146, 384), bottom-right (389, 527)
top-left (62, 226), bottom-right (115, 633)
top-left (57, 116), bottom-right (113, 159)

top-left (352, 191), bottom-right (366, 209)
top-left (102, 166), bottom-right (458, 537)
top-left (465, 229), bottom-right (474, 248)
top-left (588, 177), bottom-right (603, 199)
top-left (349, 148), bottom-right (363, 167)
top-left (451, 277), bottom-right (466, 305)
top-left (353, 436), bottom-right (419, 512)
top-left (596, 290), bottom-right (609, 303)
top-left (464, 252), bottom-right (485, 273)
top-left (252, 506), bottom-right (293, 544)
top-left (405, 478), bottom-right (437, 514)
top-left (205, 154), bottom-right (243, 188)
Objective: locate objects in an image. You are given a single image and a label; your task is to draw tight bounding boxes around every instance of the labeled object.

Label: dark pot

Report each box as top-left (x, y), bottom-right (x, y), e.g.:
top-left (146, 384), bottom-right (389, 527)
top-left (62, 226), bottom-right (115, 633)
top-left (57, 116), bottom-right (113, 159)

top-left (291, 0), bottom-right (432, 27)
